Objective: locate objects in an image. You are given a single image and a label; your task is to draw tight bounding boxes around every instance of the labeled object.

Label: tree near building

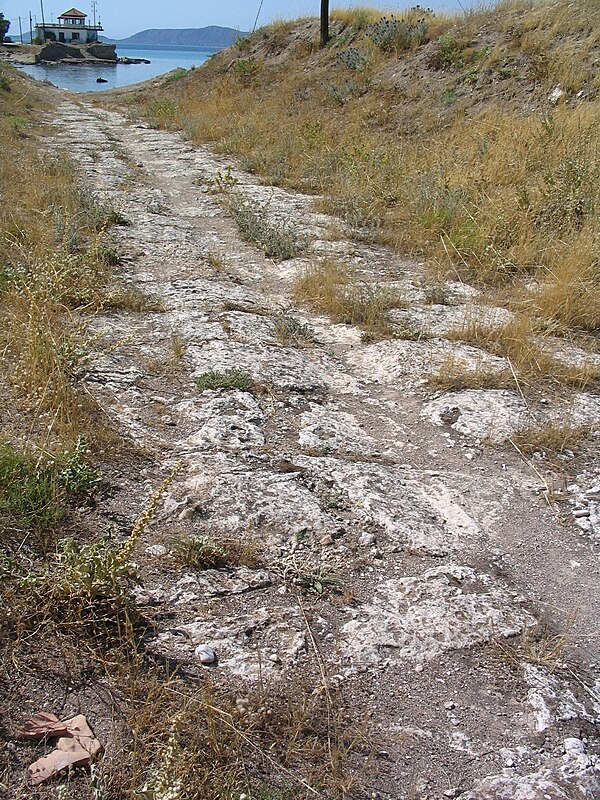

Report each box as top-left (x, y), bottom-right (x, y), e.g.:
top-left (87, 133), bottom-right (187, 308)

top-left (0, 13), bottom-right (10, 44)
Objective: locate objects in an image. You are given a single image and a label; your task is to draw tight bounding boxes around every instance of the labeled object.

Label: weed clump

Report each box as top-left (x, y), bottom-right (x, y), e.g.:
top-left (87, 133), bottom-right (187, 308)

top-left (196, 368), bottom-right (255, 392)
top-left (23, 535), bottom-right (136, 626)
top-left (512, 422), bottom-right (590, 456)
top-left (273, 313), bottom-right (314, 346)
top-left (172, 534), bottom-right (261, 570)
top-left (294, 259), bottom-right (404, 335)
top-left (213, 167), bottom-right (307, 261)
top-left (367, 11), bottom-right (431, 54)
top-left (0, 437), bottom-right (99, 530)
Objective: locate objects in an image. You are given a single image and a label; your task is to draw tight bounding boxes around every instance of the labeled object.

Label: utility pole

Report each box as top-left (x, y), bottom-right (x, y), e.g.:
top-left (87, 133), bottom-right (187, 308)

top-left (39, 0), bottom-right (46, 40)
top-left (92, 0), bottom-right (98, 28)
top-left (320, 0), bottom-right (329, 48)
top-left (19, 16), bottom-right (23, 43)
top-left (29, 11), bottom-right (33, 43)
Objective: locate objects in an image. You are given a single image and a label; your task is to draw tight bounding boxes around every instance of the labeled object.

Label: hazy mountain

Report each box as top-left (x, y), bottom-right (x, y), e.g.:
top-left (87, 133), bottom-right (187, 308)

top-left (101, 26), bottom-right (246, 47)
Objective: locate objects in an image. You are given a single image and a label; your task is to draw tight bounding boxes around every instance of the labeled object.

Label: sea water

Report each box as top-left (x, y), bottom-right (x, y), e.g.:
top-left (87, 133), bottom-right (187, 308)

top-left (16, 44), bottom-right (218, 93)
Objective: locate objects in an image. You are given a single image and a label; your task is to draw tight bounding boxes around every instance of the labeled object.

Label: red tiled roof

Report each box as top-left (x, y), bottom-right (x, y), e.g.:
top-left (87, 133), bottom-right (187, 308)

top-left (58, 8), bottom-right (87, 18)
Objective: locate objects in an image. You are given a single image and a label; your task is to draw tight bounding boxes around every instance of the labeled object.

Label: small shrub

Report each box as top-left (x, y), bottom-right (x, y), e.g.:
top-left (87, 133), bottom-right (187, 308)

top-left (224, 192), bottom-right (307, 261)
top-left (273, 313), bottom-right (314, 346)
top-left (232, 56), bottom-right (261, 85)
top-left (172, 534), bottom-right (261, 570)
top-left (164, 67), bottom-right (188, 84)
top-left (196, 368), bottom-right (254, 392)
top-left (337, 48), bottom-right (370, 71)
top-left (322, 79), bottom-right (362, 105)
top-left (294, 260), bottom-right (404, 336)
top-left (0, 72), bottom-right (11, 92)
top-left (144, 99), bottom-right (178, 127)
top-left (5, 114), bottom-right (28, 137)
top-left (77, 188), bottom-right (131, 230)
top-left (0, 437), bottom-right (99, 529)
top-left (23, 535), bottom-right (135, 626)
top-left (367, 14), bottom-right (430, 54)
top-left (430, 33), bottom-right (465, 69)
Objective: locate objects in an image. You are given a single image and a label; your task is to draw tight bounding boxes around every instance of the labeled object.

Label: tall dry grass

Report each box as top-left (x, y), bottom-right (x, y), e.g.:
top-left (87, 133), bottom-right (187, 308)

top-left (0, 66), bottom-right (117, 446)
top-left (125, 0), bottom-right (599, 347)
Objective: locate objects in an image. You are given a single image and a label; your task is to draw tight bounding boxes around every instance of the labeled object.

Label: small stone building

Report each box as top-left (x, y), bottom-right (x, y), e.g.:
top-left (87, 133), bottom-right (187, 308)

top-left (35, 8), bottom-right (103, 44)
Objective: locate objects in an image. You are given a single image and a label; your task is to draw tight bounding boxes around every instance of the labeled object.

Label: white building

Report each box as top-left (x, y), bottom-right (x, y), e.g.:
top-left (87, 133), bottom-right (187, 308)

top-left (35, 7), bottom-right (103, 44)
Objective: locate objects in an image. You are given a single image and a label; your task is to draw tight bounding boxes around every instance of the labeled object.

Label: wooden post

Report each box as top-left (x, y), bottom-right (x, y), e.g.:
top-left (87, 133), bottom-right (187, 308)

top-left (19, 16), bottom-right (24, 43)
top-left (39, 0), bottom-right (46, 40)
top-left (320, 0), bottom-right (329, 48)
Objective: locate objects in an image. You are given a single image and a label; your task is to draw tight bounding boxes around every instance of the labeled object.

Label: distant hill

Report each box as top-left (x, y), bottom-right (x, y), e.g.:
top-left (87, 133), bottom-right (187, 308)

top-left (102, 26), bottom-right (246, 48)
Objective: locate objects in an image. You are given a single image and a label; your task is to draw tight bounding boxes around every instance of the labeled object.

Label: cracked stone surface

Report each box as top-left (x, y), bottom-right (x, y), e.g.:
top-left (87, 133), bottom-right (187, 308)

top-left (38, 98), bottom-right (600, 799)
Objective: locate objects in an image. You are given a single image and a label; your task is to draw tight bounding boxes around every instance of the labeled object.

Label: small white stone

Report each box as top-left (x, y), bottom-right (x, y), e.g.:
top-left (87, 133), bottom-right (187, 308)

top-left (145, 544), bottom-right (167, 557)
top-left (358, 532), bottom-right (376, 547)
top-left (195, 644), bottom-right (216, 665)
top-left (564, 737), bottom-right (585, 755)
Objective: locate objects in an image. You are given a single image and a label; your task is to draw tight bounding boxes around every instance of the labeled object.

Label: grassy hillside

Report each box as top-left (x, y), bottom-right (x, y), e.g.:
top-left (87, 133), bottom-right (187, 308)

top-left (121, 0), bottom-right (600, 343)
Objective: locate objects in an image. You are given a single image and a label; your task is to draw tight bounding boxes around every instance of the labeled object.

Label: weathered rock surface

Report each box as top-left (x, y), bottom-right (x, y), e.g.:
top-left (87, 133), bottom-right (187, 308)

top-left (40, 99), bottom-right (600, 799)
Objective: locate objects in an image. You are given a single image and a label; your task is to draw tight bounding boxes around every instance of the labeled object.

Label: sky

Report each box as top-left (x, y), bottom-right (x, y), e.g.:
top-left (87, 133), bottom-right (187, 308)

top-left (3, 0), bottom-right (471, 40)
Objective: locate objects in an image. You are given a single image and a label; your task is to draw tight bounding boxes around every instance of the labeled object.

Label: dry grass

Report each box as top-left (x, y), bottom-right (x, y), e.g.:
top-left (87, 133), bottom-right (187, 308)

top-left (92, 664), bottom-right (365, 799)
top-left (118, 0), bottom-right (599, 358)
top-left (171, 533), bottom-right (262, 570)
top-left (0, 72), bottom-right (126, 447)
top-left (512, 421), bottom-right (590, 455)
top-left (447, 316), bottom-right (600, 391)
top-left (429, 355), bottom-right (514, 392)
top-left (294, 259), bottom-right (404, 335)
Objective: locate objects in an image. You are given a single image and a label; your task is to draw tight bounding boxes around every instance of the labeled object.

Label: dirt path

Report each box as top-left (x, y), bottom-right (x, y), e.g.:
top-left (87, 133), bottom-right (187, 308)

top-left (45, 99), bottom-right (600, 799)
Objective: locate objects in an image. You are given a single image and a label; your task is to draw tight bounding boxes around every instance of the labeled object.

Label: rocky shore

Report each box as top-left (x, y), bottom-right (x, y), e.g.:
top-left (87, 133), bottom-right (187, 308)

top-left (0, 42), bottom-right (149, 66)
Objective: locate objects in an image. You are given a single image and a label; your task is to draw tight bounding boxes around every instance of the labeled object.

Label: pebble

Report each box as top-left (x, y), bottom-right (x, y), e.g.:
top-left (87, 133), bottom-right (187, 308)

top-left (320, 534), bottom-right (334, 546)
top-left (195, 644), bottom-right (216, 665)
top-left (358, 532), bottom-right (376, 547)
top-left (145, 544), bottom-right (168, 557)
top-left (573, 508), bottom-right (591, 519)
top-left (564, 737), bottom-right (585, 755)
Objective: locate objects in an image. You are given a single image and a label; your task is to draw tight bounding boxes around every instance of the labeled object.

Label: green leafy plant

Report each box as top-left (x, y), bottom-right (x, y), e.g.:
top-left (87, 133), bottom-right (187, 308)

top-left (226, 193), bottom-right (307, 261)
top-left (23, 535), bottom-right (135, 625)
top-left (0, 437), bottom-right (99, 529)
top-left (297, 565), bottom-right (341, 596)
top-left (195, 368), bottom-right (254, 392)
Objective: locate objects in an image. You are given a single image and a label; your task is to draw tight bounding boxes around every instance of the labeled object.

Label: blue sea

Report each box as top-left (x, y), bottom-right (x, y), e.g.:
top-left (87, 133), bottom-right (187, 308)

top-left (16, 44), bottom-right (218, 92)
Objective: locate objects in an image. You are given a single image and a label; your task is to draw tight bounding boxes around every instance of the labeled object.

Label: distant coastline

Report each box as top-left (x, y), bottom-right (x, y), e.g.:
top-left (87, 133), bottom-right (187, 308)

top-left (101, 26), bottom-right (247, 48)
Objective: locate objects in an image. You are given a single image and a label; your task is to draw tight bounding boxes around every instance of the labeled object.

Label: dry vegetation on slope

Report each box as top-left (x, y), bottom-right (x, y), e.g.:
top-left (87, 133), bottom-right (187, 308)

top-left (120, 0), bottom-right (600, 372)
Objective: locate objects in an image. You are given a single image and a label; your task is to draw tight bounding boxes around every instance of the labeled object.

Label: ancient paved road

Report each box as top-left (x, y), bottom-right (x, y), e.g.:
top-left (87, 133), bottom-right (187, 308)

top-left (47, 98), bottom-right (600, 799)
